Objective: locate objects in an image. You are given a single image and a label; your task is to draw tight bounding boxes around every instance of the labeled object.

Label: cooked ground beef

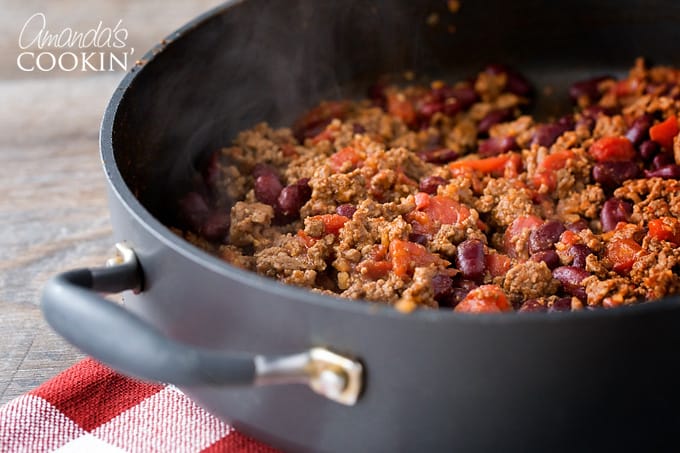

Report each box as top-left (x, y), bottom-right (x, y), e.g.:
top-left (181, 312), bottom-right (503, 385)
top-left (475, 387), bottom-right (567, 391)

top-left (175, 58), bottom-right (680, 313)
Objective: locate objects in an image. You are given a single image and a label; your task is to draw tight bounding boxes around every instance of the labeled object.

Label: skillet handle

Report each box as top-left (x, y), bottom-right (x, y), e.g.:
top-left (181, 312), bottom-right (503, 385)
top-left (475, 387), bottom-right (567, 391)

top-left (41, 243), bottom-right (362, 406)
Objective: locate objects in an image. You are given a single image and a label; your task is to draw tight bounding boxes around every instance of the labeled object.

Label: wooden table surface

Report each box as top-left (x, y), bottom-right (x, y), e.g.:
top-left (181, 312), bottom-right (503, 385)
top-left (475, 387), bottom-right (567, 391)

top-left (0, 0), bottom-right (223, 406)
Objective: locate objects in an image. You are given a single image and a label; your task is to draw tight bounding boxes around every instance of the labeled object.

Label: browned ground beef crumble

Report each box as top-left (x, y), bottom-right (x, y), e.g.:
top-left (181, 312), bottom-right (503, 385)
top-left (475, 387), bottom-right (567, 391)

top-left (174, 58), bottom-right (680, 313)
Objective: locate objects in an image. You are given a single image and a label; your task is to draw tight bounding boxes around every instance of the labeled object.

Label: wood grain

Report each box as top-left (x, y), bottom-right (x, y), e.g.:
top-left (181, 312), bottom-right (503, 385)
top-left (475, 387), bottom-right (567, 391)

top-left (0, 0), bottom-right (224, 405)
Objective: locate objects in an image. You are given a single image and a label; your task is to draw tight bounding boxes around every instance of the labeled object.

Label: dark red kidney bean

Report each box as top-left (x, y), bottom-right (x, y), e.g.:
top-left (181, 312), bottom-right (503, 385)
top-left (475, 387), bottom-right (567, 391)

top-left (652, 153), bottom-right (674, 169)
top-left (418, 148), bottom-right (458, 164)
top-left (484, 63), bottom-right (533, 97)
top-left (199, 211), bottom-right (231, 243)
top-left (519, 299), bottom-right (547, 312)
top-left (419, 175), bottom-right (448, 194)
top-left (254, 173), bottom-right (283, 207)
top-left (478, 108), bottom-right (514, 135)
top-left (529, 220), bottom-right (566, 254)
top-left (432, 273), bottom-right (454, 303)
top-left (553, 266), bottom-right (590, 301)
top-left (252, 163), bottom-right (279, 179)
top-left (450, 86), bottom-right (479, 110)
top-left (478, 136), bottom-right (518, 157)
top-left (178, 192), bottom-right (210, 230)
top-left (202, 151), bottom-right (220, 192)
top-left (278, 179), bottom-right (312, 217)
top-left (639, 140), bottom-right (660, 161)
top-left (352, 123), bottom-right (366, 134)
top-left (644, 164), bottom-right (680, 179)
top-left (531, 250), bottom-right (561, 269)
top-left (367, 82), bottom-right (387, 108)
top-left (592, 161), bottom-right (641, 190)
top-left (582, 105), bottom-right (619, 117)
top-left (532, 123), bottom-right (569, 147)
top-left (336, 203), bottom-right (357, 218)
top-left (442, 98), bottom-right (463, 117)
top-left (443, 279), bottom-right (479, 308)
top-left (600, 198), bottom-right (632, 232)
top-left (569, 244), bottom-right (593, 269)
top-left (456, 239), bottom-right (486, 282)
top-left (567, 219), bottom-right (589, 232)
top-left (408, 233), bottom-right (429, 245)
top-left (625, 114), bottom-right (653, 146)
top-left (568, 75), bottom-right (612, 103)
top-left (418, 101), bottom-right (444, 119)
top-left (550, 297), bottom-right (573, 312)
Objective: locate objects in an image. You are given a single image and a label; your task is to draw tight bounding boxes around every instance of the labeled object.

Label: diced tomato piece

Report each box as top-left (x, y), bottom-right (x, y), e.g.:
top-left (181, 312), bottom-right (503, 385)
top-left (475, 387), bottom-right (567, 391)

top-left (485, 253), bottom-right (511, 277)
top-left (449, 153), bottom-right (518, 176)
top-left (559, 230), bottom-right (580, 247)
top-left (311, 128), bottom-right (336, 144)
top-left (605, 238), bottom-right (642, 274)
top-left (649, 115), bottom-right (679, 151)
top-left (531, 149), bottom-right (575, 190)
top-left (292, 101), bottom-right (351, 142)
top-left (358, 260), bottom-right (393, 279)
top-left (329, 147), bottom-right (363, 172)
top-left (414, 192), bottom-right (430, 210)
top-left (309, 214), bottom-right (350, 236)
top-left (615, 79), bottom-right (639, 97)
top-left (589, 136), bottom-right (636, 162)
top-left (424, 196), bottom-right (471, 225)
top-left (386, 92), bottom-right (417, 126)
top-left (648, 217), bottom-right (680, 245)
top-left (454, 285), bottom-right (511, 313)
top-left (503, 215), bottom-right (544, 258)
top-left (297, 230), bottom-right (317, 247)
top-left (388, 239), bottom-right (449, 279)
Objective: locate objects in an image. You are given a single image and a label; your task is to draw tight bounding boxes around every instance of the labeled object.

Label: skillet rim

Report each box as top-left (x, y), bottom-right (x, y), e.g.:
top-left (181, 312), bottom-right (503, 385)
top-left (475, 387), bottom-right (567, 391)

top-left (99, 0), bottom-right (680, 325)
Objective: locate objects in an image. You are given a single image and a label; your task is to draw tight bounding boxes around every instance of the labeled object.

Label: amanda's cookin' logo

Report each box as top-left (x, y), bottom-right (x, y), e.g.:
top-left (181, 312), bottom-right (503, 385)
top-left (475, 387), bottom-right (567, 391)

top-left (17, 13), bottom-right (135, 72)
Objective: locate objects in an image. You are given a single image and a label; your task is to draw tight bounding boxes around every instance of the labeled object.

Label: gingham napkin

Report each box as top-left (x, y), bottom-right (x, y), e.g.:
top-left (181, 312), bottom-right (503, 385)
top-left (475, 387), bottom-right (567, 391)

top-left (0, 358), bottom-right (278, 452)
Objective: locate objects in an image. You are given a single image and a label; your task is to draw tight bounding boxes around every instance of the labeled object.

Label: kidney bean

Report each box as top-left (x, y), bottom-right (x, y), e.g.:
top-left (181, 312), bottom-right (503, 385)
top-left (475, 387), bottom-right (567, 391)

top-left (199, 211), bottom-right (231, 243)
top-left (178, 191), bottom-right (210, 231)
top-left (479, 136), bottom-right (518, 157)
top-left (600, 198), bottom-right (632, 232)
top-left (484, 63), bottom-right (533, 97)
top-left (254, 173), bottom-right (283, 206)
top-left (418, 148), bottom-right (458, 164)
top-left (553, 266), bottom-right (590, 301)
top-left (443, 98), bottom-right (463, 116)
top-left (569, 75), bottom-right (612, 103)
top-left (352, 123), bottom-right (366, 134)
top-left (444, 280), bottom-right (479, 308)
top-left (532, 122), bottom-right (569, 147)
top-left (408, 233), bottom-right (429, 245)
top-left (252, 163), bottom-right (279, 179)
top-left (567, 219), bottom-right (589, 232)
top-left (202, 151), bottom-right (221, 193)
top-left (456, 239), bottom-right (486, 281)
top-left (592, 161), bottom-right (641, 190)
top-left (419, 175), bottom-right (448, 194)
top-left (569, 244), bottom-right (593, 269)
top-left (519, 299), bottom-right (547, 312)
top-left (478, 108), bottom-right (514, 135)
top-left (531, 250), bottom-right (561, 269)
top-left (644, 164), bottom-right (680, 179)
top-left (278, 178), bottom-right (312, 217)
top-left (625, 114), bottom-right (653, 146)
top-left (550, 297), bottom-right (573, 312)
top-left (450, 86), bottom-right (479, 110)
top-left (432, 273), bottom-right (455, 303)
top-left (639, 140), bottom-right (660, 161)
top-left (652, 152), bottom-right (675, 169)
top-left (419, 101), bottom-right (444, 119)
top-left (336, 203), bottom-right (357, 218)
top-left (529, 220), bottom-right (566, 254)
top-left (367, 81), bottom-right (387, 108)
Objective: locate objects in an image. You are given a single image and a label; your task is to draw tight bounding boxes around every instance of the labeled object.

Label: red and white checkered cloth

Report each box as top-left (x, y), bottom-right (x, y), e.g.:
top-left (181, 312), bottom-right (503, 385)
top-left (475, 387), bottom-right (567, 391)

top-left (0, 358), bottom-right (279, 452)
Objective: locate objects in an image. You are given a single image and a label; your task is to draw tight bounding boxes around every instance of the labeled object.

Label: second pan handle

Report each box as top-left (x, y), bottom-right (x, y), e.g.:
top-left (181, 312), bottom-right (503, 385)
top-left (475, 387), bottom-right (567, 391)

top-left (41, 243), bottom-right (362, 406)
